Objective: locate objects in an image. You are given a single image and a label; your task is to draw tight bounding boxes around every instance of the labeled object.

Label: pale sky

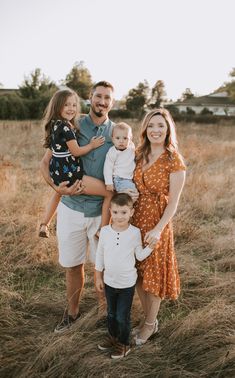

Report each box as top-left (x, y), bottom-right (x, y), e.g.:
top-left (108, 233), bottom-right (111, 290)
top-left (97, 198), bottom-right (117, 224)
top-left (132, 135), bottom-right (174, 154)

top-left (0, 0), bottom-right (234, 100)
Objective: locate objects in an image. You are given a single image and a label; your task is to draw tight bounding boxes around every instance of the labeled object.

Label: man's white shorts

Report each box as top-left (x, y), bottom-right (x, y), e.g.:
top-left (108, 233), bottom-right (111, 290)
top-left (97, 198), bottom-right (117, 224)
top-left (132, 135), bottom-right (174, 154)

top-left (56, 202), bottom-right (101, 267)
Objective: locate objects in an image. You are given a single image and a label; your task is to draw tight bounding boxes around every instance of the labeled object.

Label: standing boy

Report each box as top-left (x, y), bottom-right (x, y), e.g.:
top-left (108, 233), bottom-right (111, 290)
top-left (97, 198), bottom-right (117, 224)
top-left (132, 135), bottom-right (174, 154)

top-left (95, 193), bottom-right (152, 359)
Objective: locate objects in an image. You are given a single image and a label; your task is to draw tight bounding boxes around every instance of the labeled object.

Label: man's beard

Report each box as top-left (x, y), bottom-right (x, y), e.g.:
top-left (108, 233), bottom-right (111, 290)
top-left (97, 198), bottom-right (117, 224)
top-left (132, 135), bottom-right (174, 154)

top-left (91, 104), bottom-right (106, 118)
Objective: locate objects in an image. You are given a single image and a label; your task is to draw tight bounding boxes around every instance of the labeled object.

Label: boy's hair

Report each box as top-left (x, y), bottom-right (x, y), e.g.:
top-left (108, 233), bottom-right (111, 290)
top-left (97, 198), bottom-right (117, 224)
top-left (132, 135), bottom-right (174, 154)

top-left (112, 122), bottom-right (132, 137)
top-left (111, 193), bottom-right (133, 208)
top-left (91, 81), bottom-right (114, 93)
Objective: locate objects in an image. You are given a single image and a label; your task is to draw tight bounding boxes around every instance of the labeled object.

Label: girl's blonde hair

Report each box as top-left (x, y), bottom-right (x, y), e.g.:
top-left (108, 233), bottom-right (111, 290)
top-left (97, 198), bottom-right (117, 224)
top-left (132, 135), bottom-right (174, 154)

top-left (136, 108), bottom-right (178, 163)
top-left (43, 88), bottom-right (80, 148)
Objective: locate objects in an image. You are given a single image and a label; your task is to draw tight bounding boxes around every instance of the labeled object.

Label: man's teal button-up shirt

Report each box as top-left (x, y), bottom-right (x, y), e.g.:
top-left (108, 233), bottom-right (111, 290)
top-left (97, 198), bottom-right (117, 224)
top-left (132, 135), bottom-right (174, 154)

top-left (61, 114), bottom-right (114, 217)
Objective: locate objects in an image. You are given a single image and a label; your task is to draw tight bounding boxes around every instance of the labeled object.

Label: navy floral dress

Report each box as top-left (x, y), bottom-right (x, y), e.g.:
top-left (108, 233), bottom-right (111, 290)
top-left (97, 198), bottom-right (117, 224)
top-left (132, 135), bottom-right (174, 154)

top-left (49, 120), bottom-right (84, 186)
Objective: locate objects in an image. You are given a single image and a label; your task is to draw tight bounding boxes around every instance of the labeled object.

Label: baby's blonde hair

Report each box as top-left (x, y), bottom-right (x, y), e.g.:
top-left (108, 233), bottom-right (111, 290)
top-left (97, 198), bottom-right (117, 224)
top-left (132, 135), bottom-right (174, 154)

top-left (112, 122), bottom-right (132, 137)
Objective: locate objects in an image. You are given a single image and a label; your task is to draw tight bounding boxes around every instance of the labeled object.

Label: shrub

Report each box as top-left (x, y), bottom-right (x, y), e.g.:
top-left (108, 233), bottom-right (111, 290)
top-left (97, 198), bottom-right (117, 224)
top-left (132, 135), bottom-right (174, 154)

top-left (186, 107), bottom-right (196, 115)
top-left (109, 108), bottom-right (133, 119)
top-left (200, 107), bottom-right (213, 115)
top-left (0, 93), bottom-right (29, 119)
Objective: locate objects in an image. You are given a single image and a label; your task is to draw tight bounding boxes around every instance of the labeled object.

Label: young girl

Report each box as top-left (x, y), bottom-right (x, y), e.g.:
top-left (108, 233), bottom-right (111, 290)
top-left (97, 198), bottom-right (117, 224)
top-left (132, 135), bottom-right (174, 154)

top-left (39, 88), bottom-right (113, 238)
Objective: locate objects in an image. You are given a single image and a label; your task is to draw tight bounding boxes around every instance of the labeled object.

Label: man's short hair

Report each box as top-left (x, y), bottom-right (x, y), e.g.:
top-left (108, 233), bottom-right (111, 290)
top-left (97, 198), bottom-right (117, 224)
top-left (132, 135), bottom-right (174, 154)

top-left (92, 81), bottom-right (114, 93)
top-left (110, 193), bottom-right (133, 208)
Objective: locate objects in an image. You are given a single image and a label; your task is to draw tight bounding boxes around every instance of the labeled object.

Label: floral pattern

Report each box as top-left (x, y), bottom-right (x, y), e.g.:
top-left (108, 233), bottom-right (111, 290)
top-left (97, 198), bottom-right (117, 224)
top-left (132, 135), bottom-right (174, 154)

top-left (49, 120), bottom-right (84, 186)
top-left (132, 151), bottom-right (186, 299)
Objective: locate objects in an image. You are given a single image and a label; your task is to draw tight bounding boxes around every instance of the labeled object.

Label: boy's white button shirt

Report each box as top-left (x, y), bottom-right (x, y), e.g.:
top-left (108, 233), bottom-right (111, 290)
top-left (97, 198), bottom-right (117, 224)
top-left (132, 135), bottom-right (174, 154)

top-left (103, 142), bottom-right (136, 185)
top-left (95, 224), bottom-right (152, 289)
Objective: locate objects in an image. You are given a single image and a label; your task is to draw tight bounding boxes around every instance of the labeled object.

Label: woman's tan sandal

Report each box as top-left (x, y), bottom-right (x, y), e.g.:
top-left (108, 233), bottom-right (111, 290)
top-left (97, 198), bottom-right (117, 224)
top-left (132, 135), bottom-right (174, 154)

top-left (39, 224), bottom-right (50, 238)
top-left (134, 320), bottom-right (158, 346)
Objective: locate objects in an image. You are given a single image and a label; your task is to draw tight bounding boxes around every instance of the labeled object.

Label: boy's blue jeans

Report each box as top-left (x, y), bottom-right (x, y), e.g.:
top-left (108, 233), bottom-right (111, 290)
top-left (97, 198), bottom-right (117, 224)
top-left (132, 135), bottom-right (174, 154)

top-left (104, 283), bottom-right (135, 345)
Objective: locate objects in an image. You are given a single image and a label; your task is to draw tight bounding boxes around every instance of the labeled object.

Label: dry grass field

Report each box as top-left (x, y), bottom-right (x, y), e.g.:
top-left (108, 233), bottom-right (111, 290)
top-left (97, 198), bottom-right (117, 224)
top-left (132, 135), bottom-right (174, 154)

top-left (0, 119), bottom-right (235, 378)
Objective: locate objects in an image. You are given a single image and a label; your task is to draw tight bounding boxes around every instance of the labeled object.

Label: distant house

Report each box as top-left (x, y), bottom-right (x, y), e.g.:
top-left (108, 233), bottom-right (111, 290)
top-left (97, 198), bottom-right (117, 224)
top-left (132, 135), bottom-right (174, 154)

top-left (171, 92), bottom-right (235, 116)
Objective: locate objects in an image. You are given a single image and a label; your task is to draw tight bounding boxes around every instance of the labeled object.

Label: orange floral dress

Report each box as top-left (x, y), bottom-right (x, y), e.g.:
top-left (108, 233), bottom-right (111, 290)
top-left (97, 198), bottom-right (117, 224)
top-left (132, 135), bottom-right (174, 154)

top-left (132, 150), bottom-right (186, 300)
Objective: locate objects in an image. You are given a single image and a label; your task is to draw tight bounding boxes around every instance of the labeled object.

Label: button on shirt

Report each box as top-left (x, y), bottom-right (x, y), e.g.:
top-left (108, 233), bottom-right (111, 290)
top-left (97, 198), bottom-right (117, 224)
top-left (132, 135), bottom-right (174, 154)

top-left (61, 115), bottom-right (114, 217)
top-left (95, 224), bottom-right (152, 289)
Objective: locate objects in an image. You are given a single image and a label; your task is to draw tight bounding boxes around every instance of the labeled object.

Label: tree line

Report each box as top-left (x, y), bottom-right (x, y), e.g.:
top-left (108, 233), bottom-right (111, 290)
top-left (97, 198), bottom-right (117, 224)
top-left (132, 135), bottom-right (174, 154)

top-left (0, 62), bottom-right (234, 120)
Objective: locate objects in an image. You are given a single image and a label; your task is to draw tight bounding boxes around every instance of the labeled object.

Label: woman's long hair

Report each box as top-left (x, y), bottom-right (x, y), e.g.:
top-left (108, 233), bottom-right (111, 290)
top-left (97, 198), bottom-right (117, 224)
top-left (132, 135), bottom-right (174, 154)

top-left (135, 108), bottom-right (178, 163)
top-left (43, 89), bottom-right (80, 148)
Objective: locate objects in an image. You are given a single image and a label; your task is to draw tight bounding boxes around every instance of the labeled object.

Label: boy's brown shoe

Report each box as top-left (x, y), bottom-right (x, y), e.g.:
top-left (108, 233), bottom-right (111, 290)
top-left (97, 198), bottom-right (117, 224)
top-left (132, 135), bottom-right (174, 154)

top-left (98, 336), bottom-right (117, 351)
top-left (110, 343), bottom-right (131, 359)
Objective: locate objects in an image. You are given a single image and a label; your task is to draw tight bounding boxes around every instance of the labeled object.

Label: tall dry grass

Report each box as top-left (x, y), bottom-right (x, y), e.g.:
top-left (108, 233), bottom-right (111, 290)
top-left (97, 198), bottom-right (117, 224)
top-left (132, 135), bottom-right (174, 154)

top-left (0, 120), bottom-right (234, 378)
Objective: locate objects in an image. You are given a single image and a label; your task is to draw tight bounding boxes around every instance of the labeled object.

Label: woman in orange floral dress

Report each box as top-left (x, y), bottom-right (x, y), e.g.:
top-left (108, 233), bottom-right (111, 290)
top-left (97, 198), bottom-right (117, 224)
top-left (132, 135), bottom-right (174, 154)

top-left (132, 108), bottom-right (186, 345)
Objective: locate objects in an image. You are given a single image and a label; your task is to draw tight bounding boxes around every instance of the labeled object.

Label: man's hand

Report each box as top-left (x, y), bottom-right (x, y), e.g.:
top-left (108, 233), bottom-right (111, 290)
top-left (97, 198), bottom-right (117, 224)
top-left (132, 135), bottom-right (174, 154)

top-left (95, 277), bottom-right (104, 292)
top-left (56, 180), bottom-right (84, 195)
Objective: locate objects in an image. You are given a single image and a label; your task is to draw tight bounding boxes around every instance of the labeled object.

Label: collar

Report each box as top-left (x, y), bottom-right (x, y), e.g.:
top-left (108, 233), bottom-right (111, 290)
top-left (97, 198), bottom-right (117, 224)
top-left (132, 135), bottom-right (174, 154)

top-left (87, 114), bottom-right (110, 130)
top-left (115, 147), bottom-right (127, 151)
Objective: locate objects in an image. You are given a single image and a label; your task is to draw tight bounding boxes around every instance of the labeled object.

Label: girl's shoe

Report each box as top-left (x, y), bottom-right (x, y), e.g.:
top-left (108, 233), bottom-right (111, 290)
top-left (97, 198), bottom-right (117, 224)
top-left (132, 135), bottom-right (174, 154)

top-left (39, 224), bottom-right (50, 238)
top-left (134, 320), bottom-right (158, 346)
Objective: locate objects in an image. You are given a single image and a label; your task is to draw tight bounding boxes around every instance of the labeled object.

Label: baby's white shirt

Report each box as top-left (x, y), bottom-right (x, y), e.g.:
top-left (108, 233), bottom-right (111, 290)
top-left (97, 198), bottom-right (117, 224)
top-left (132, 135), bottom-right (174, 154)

top-left (103, 143), bottom-right (136, 185)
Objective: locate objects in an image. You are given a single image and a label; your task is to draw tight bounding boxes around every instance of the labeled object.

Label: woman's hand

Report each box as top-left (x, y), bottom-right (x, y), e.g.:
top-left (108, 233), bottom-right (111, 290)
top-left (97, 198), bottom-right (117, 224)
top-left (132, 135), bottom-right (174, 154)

top-left (144, 228), bottom-right (161, 248)
top-left (90, 136), bottom-right (105, 149)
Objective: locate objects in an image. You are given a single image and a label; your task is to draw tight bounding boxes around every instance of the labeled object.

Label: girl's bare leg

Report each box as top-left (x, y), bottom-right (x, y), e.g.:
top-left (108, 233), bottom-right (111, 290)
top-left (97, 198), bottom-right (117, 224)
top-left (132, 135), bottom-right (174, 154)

top-left (41, 192), bottom-right (61, 225)
top-left (82, 175), bottom-right (113, 227)
top-left (39, 192), bottom-right (61, 237)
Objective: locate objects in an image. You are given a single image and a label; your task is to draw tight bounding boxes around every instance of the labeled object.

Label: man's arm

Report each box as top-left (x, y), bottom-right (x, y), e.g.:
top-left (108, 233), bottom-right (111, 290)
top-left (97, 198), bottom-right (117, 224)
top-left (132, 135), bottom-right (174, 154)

top-left (40, 149), bottom-right (83, 195)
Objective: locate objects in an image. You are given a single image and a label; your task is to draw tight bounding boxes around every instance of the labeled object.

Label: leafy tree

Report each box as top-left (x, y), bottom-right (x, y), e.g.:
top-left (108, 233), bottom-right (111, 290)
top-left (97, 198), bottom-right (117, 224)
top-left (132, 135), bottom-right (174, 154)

top-left (64, 61), bottom-right (93, 100)
top-left (214, 68), bottom-right (235, 101)
top-left (165, 104), bottom-right (179, 116)
top-left (226, 68), bottom-right (235, 101)
top-left (149, 80), bottom-right (166, 108)
top-left (19, 68), bottom-right (57, 99)
top-left (0, 93), bottom-right (28, 119)
top-left (181, 88), bottom-right (194, 101)
top-left (125, 80), bottom-right (149, 117)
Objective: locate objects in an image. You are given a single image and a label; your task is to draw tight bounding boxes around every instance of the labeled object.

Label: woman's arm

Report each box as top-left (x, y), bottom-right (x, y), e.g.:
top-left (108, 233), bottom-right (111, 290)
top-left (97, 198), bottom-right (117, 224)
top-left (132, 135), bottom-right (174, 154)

top-left (40, 149), bottom-right (83, 195)
top-left (144, 170), bottom-right (186, 247)
top-left (66, 136), bottom-right (105, 157)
